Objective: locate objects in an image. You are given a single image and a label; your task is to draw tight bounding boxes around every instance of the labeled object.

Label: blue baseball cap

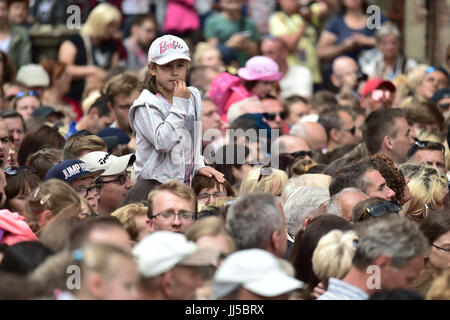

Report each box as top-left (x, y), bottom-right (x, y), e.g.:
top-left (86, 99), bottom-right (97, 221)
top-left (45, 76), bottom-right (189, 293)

top-left (44, 159), bottom-right (104, 183)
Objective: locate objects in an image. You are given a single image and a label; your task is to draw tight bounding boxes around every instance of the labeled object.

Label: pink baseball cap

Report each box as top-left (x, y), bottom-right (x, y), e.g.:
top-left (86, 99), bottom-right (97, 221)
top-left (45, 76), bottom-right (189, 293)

top-left (238, 56), bottom-right (283, 82)
top-left (148, 35), bottom-right (191, 65)
top-left (361, 77), bottom-right (396, 98)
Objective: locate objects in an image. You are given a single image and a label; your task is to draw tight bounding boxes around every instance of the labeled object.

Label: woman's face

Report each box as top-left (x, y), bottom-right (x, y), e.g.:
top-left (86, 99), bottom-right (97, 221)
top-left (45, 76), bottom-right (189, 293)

top-left (8, 191), bottom-right (28, 216)
top-left (103, 21), bottom-right (121, 41)
top-left (428, 230), bottom-right (450, 270)
top-left (251, 81), bottom-right (275, 99)
top-left (378, 34), bottom-right (400, 60)
top-left (197, 184), bottom-right (226, 205)
top-left (343, 0), bottom-right (363, 10)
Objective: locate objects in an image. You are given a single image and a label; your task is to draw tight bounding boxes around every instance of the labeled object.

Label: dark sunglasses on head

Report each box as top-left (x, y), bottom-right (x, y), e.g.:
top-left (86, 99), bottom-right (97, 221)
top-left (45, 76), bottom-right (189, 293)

top-left (408, 139), bottom-right (446, 159)
top-left (359, 201), bottom-right (402, 222)
top-left (4, 166), bottom-right (37, 176)
top-left (290, 150), bottom-right (313, 159)
top-left (262, 111), bottom-right (288, 121)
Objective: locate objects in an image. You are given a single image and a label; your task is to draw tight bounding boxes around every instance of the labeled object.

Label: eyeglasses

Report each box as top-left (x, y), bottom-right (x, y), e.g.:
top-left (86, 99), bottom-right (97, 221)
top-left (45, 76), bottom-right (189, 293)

top-left (339, 126), bottom-right (356, 135)
top-left (75, 185), bottom-right (101, 198)
top-left (150, 211), bottom-right (196, 221)
top-left (258, 165), bottom-right (273, 182)
top-left (97, 171), bottom-right (131, 185)
top-left (359, 201), bottom-right (402, 221)
top-left (4, 166), bottom-right (37, 176)
top-left (432, 243), bottom-right (450, 254)
top-left (408, 139), bottom-right (446, 159)
top-left (371, 89), bottom-right (392, 101)
top-left (262, 112), bottom-right (288, 121)
top-left (438, 103), bottom-right (450, 110)
top-left (197, 191), bottom-right (226, 200)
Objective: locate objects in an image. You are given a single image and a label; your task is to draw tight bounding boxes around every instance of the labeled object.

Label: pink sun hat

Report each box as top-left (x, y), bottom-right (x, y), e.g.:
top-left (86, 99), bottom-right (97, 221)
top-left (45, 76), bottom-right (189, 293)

top-left (237, 56), bottom-right (284, 82)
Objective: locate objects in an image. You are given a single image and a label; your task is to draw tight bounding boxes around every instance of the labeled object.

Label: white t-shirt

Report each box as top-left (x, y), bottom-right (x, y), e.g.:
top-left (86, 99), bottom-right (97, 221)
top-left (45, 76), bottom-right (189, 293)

top-left (280, 65), bottom-right (313, 99)
top-left (0, 35), bottom-right (11, 54)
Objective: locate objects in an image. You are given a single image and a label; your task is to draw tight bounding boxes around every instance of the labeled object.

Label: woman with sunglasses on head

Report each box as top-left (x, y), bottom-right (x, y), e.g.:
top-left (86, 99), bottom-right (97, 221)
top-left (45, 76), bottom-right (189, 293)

top-left (4, 166), bottom-right (40, 216)
top-left (351, 197), bottom-right (402, 227)
top-left (413, 210), bottom-right (450, 297)
top-left (11, 90), bottom-right (41, 120)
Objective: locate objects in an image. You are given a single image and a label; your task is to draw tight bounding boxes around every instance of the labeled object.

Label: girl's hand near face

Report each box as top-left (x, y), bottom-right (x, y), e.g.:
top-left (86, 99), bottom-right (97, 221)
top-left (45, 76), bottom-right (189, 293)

top-left (173, 80), bottom-right (191, 99)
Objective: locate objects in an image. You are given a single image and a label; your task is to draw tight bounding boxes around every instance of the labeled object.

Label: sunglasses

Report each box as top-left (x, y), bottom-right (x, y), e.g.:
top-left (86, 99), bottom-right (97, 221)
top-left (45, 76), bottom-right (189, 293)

top-left (4, 166), bottom-right (37, 176)
top-left (7, 90), bottom-right (40, 102)
top-left (290, 150), bottom-right (313, 159)
top-left (408, 139), bottom-right (446, 159)
top-left (262, 112), bottom-right (288, 121)
top-left (359, 201), bottom-right (402, 222)
top-left (339, 126), bottom-right (356, 135)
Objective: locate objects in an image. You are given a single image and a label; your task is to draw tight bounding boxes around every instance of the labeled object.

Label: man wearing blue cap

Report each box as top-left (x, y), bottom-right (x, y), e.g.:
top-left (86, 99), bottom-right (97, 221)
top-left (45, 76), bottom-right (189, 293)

top-left (45, 159), bottom-right (104, 214)
top-left (431, 87), bottom-right (450, 120)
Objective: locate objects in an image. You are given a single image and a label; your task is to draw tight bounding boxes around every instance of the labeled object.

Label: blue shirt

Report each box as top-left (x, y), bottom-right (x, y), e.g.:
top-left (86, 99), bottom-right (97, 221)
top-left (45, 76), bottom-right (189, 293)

top-left (65, 121), bottom-right (78, 139)
top-left (317, 277), bottom-right (369, 300)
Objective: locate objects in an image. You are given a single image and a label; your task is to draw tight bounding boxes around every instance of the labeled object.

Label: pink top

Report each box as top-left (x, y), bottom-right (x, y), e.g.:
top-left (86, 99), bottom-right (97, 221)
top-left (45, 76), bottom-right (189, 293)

top-left (222, 86), bottom-right (253, 123)
top-left (0, 209), bottom-right (38, 245)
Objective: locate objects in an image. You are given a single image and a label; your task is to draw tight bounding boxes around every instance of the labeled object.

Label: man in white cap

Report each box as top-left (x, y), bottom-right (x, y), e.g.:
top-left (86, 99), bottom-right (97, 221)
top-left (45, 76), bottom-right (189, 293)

top-left (81, 151), bottom-right (135, 215)
top-left (133, 231), bottom-right (219, 300)
top-left (213, 249), bottom-right (303, 300)
top-left (15, 64), bottom-right (50, 96)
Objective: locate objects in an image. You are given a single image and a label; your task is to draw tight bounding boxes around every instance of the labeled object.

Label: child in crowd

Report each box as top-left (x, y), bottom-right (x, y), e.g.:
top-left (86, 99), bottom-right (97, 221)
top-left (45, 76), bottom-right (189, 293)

top-left (129, 35), bottom-right (224, 186)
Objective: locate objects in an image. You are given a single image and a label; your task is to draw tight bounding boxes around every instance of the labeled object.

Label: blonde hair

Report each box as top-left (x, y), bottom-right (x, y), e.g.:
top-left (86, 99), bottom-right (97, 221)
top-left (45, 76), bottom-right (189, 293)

top-left (81, 90), bottom-right (102, 115)
top-left (185, 216), bottom-right (236, 252)
top-left (401, 165), bottom-right (448, 223)
top-left (239, 166), bottom-right (288, 196)
top-left (312, 230), bottom-right (358, 288)
top-left (426, 269), bottom-right (450, 300)
top-left (193, 42), bottom-right (218, 66)
top-left (148, 180), bottom-right (197, 215)
top-left (81, 3), bottom-right (122, 39)
top-left (111, 203), bottom-right (148, 242)
top-left (25, 179), bottom-right (81, 234)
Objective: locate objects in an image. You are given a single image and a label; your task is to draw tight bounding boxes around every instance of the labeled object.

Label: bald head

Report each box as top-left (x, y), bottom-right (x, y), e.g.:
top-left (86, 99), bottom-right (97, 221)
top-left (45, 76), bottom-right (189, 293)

top-left (227, 98), bottom-right (265, 124)
top-left (331, 56), bottom-right (359, 91)
top-left (332, 56), bottom-right (358, 74)
top-left (275, 135), bottom-right (310, 154)
top-left (291, 121), bottom-right (327, 152)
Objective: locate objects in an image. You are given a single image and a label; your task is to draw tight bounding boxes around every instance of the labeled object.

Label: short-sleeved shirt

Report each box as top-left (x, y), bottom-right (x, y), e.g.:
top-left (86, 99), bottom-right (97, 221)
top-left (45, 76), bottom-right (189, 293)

top-left (324, 14), bottom-right (389, 61)
top-left (269, 11), bottom-right (321, 84)
top-left (204, 13), bottom-right (260, 67)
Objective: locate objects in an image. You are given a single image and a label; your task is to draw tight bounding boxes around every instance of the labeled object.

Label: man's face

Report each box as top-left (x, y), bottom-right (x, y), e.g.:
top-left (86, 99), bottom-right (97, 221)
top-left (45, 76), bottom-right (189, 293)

top-left (332, 59), bottom-right (359, 91)
top-left (0, 121), bottom-right (9, 168)
top-left (390, 118), bottom-right (415, 164)
top-left (436, 97), bottom-right (450, 120)
top-left (3, 117), bottom-right (23, 151)
top-left (135, 20), bottom-right (157, 50)
top-left (8, 1), bottom-right (27, 25)
top-left (364, 85), bottom-right (395, 113)
top-left (15, 96), bottom-right (40, 120)
top-left (111, 90), bottom-right (140, 134)
top-left (381, 255), bottom-right (425, 290)
top-left (411, 149), bottom-right (446, 175)
top-left (261, 39), bottom-right (286, 67)
top-left (149, 190), bottom-right (196, 234)
top-left (88, 226), bottom-right (133, 252)
top-left (261, 99), bottom-right (285, 131)
top-left (98, 170), bottom-right (134, 214)
top-left (417, 71), bottom-right (449, 100)
top-left (428, 230), bottom-right (450, 270)
top-left (201, 100), bottom-right (221, 135)
top-left (363, 169), bottom-right (395, 200)
top-left (0, 168), bottom-right (6, 208)
top-left (70, 177), bottom-right (100, 213)
top-left (94, 112), bottom-right (115, 134)
top-left (287, 101), bottom-right (311, 126)
top-left (336, 111), bottom-right (356, 146)
top-left (168, 266), bottom-right (204, 300)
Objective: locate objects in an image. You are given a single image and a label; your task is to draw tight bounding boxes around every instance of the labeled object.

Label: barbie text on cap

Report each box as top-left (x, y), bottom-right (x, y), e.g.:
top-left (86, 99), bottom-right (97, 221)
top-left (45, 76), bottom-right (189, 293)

top-left (148, 35), bottom-right (191, 65)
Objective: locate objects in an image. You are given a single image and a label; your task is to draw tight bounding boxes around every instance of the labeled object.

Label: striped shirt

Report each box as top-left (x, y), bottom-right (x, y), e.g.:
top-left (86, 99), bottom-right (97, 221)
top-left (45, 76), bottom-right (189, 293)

top-left (317, 277), bottom-right (369, 300)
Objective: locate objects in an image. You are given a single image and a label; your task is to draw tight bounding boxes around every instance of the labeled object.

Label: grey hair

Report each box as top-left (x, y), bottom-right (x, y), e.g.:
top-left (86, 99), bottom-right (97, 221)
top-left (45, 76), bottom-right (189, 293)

top-left (227, 97), bottom-right (262, 124)
top-left (282, 174), bottom-right (332, 204)
top-left (283, 186), bottom-right (330, 237)
top-left (376, 22), bottom-right (401, 43)
top-left (226, 193), bottom-right (283, 251)
top-left (353, 216), bottom-right (429, 269)
top-left (327, 187), bottom-right (368, 217)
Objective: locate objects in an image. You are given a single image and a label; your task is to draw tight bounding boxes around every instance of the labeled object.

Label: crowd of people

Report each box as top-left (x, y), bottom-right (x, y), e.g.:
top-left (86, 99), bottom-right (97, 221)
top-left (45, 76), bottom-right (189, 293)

top-left (0, 0), bottom-right (449, 301)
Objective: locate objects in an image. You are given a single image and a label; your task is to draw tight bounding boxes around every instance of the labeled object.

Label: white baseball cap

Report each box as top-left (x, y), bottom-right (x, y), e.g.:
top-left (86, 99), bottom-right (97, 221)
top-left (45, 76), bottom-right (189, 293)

top-left (80, 151), bottom-right (135, 176)
top-left (212, 249), bottom-right (304, 299)
top-left (148, 34), bottom-right (191, 65)
top-left (133, 231), bottom-right (219, 278)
